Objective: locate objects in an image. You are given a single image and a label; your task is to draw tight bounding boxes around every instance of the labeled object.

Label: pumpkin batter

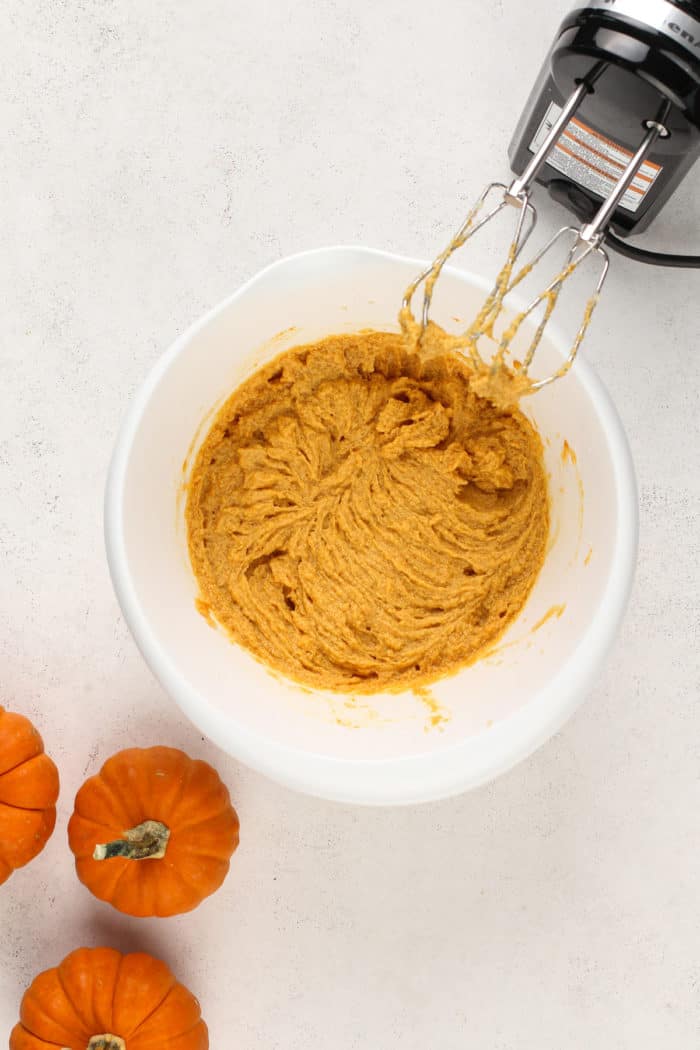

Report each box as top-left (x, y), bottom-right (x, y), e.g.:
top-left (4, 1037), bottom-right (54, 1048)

top-left (186, 330), bottom-right (548, 693)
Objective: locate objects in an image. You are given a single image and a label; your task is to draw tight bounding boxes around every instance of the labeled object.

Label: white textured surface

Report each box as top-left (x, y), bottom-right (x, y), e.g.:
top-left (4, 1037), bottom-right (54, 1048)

top-left (1, 0), bottom-right (698, 1046)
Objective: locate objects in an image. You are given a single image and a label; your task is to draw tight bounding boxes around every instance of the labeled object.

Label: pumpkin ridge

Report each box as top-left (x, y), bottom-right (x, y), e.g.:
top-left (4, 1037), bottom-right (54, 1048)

top-left (0, 808), bottom-right (56, 872)
top-left (0, 748), bottom-right (44, 780)
top-left (101, 861), bottom-right (133, 910)
top-left (107, 951), bottom-right (124, 1041)
top-left (164, 812), bottom-right (239, 864)
top-left (18, 978), bottom-right (84, 1048)
top-left (128, 986), bottom-right (206, 1043)
top-left (0, 718), bottom-right (44, 776)
top-left (144, 863), bottom-right (202, 917)
top-left (121, 974), bottom-right (176, 1039)
top-left (168, 806), bottom-right (237, 833)
top-left (166, 761), bottom-right (229, 824)
top-left (0, 799), bottom-right (56, 814)
top-left (148, 1013), bottom-right (209, 1043)
top-left (10, 993), bottom-right (70, 1049)
top-left (167, 802), bottom-right (231, 834)
top-left (105, 747), bottom-right (184, 827)
top-left (149, 750), bottom-right (200, 832)
top-left (13, 1020), bottom-right (65, 1048)
top-left (77, 771), bottom-right (138, 830)
top-left (70, 813), bottom-right (125, 845)
top-left (54, 959), bottom-right (92, 1038)
top-left (152, 859), bottom-right (211, 897)
top-left (170, 845), bottom-right (234, 863)
top-left (75, 853), bottom-right (129, 900)
top-left (0, 754), bottom-right (59, 810)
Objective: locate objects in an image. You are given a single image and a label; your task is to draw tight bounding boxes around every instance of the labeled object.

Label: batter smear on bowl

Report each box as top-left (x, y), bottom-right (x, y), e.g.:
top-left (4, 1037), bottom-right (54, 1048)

top-left (186, 331), bottom-right (548, 693)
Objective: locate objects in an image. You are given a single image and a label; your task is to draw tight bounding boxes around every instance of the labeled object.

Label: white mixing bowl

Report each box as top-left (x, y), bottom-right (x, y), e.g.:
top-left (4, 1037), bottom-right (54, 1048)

top-left (105, 246), bottom-right (637, 804)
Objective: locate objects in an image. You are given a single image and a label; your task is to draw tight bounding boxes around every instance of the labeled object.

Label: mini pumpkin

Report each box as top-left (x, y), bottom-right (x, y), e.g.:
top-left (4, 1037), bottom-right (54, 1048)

top-left (68, 745), bottom-right (239, 917)
top-left (0, 705), bottom-right (60, 885)
top-left (9, 945), bottom-right (208, 1050)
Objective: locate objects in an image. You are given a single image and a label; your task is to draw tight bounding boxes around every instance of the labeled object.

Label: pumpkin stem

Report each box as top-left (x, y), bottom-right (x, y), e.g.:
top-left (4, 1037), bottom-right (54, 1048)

top-left (86, 1036), bottom-right (126, 1050)
top-left (93, 819), bottom-right (170, 861)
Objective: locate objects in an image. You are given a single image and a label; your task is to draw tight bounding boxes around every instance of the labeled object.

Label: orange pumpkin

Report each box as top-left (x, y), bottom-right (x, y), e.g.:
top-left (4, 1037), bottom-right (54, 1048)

top-left (0, 705), bottom-right (60, 885)
top-left (68, 746), bottom-right (239, 917)
top-left (9, 946), bottom-right (208, 1050)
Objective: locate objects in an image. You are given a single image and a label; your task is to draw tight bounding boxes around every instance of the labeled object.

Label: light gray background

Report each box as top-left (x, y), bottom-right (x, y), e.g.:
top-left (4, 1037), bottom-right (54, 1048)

top-left (2, 1), bottom-right (699, 1047)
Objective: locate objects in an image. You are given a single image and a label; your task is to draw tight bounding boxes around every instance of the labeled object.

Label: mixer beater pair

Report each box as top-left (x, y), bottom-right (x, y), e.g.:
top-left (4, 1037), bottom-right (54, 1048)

top-left (404, 78), bottom-right (673, 391)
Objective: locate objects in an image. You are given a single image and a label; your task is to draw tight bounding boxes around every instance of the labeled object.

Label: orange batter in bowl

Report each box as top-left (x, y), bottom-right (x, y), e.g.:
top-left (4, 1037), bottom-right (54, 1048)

top-left (186, 330), bottom-right (548, 693)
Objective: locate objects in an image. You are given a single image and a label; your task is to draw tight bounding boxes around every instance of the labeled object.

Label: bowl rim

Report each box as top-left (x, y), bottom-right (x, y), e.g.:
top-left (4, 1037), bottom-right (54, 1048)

top-left (105, 245), bottom-right (638, 805)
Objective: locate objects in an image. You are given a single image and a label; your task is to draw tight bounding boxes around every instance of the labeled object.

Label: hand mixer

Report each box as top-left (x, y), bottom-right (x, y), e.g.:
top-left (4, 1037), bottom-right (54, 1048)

top-left (404, 0), bottom-right (700, 391)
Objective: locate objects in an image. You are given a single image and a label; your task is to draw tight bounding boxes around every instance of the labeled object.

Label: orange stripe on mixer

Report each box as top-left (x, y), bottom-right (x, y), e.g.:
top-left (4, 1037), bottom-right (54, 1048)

top-left (563, 130), bottom-right (627, 170)
top-left (568, 117), bottom-right (662, 173)
top-left (561, 131), bottom-right (654, 183)
top-left (554, 143), bottom-right (645, 193)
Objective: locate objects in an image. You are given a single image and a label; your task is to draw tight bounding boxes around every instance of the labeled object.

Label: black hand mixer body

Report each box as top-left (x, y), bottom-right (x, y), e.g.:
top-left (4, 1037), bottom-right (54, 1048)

top-left (509, 0), bottom-right (700, 236)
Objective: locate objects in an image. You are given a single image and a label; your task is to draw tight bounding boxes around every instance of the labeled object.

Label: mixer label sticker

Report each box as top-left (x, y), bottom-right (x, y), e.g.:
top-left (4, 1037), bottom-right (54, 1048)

top-left (529, 102), bottom-right (663, 213)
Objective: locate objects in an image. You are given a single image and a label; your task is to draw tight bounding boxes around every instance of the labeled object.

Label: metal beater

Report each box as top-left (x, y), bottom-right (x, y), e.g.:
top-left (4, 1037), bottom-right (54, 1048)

top-left (404, 0), bottom-right (700, 391)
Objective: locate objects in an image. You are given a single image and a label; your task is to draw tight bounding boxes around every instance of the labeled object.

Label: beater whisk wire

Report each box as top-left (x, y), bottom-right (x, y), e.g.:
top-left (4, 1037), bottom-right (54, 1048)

top-left (403, 83), bottom-right (670, 392)
top-left (401, 182), bottom-right (536, 336)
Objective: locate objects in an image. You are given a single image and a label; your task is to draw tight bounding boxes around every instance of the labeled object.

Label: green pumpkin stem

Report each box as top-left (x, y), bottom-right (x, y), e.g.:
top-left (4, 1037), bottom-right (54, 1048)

top-left (93, 819), bottom-right (170, 861)
top-left (86, 1036), bottom-right (126, 1050)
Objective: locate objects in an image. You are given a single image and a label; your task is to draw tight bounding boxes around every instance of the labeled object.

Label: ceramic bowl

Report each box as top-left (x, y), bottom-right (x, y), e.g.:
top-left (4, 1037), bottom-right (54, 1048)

top-left (105, 246), bottom-right (637, 804)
